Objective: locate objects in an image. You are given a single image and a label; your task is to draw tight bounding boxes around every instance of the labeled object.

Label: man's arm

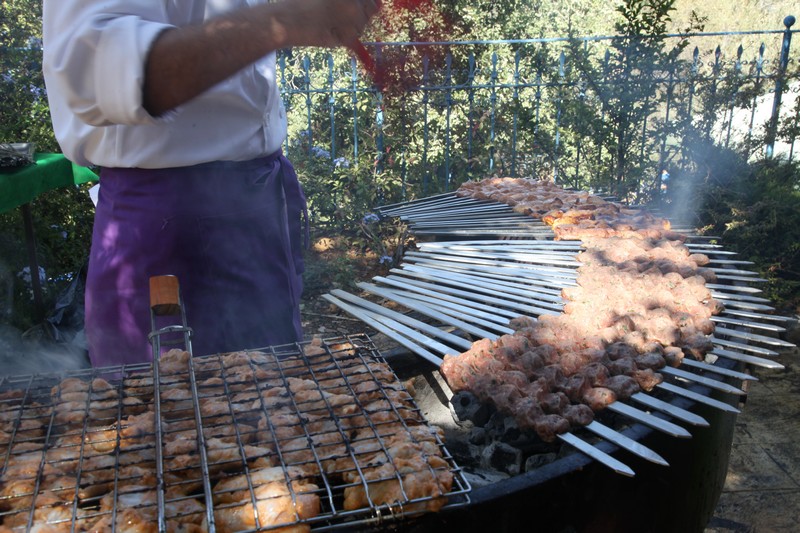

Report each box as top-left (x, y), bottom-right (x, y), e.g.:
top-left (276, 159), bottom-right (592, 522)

top-left (143, 0), bottom-right (378, 116)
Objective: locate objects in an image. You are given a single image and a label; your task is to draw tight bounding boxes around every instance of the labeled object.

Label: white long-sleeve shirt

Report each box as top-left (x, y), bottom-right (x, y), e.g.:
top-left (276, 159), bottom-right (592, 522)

top-left (42, 0), bottom-right (287, 169)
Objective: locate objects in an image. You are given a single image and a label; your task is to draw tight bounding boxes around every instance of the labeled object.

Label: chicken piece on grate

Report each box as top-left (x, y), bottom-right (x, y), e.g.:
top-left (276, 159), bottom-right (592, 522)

top-left (339, 437), bottom-right (453, 514)
top-left (87, 485), bottom-right (206, 532)
top-left (211, 466), bottom-right (320, 533)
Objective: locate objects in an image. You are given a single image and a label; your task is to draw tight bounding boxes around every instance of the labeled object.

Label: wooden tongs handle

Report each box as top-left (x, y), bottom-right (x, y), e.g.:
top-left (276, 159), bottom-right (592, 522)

top-left (149, 275), bottom-right (182, 317)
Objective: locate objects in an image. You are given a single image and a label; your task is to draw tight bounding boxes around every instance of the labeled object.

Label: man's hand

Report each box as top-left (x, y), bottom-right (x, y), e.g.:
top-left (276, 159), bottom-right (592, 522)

top-left (279, 0), bottom-right (379, 49)
top-left (143, 0), bottom-right (379, 116)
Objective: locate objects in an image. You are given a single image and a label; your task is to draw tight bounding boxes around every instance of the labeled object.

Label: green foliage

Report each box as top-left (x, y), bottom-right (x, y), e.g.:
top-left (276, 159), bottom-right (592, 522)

top-left (1, 2), bottom-right (94, 331)
top-left (559, 0), bottom-right (703, 200)
top-left (1, 1), bottom-right (55, 151)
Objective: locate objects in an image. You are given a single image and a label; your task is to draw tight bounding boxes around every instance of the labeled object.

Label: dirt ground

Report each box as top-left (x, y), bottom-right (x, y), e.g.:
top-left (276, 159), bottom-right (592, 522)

top-left (299, 236), bottom-right (393, 341)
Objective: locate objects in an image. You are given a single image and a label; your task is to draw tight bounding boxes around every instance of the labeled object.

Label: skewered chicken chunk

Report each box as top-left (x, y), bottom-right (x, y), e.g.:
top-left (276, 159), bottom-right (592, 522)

top-left (444, 179), bottom-right (724, 441)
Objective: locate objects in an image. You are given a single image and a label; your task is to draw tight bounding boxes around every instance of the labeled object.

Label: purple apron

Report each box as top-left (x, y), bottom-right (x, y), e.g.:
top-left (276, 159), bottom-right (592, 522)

top-left (85, 152), bottom-right (307, 367)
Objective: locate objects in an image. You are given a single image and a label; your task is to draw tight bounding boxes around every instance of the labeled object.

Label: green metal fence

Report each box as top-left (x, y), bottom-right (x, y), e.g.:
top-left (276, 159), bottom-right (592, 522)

top-left (278, 16), bottom-right (798, 217)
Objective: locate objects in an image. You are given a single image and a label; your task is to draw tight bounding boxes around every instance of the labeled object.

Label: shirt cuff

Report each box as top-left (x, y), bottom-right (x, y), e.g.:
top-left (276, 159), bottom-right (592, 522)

top-left (95, 17), bottom-right (176, 125)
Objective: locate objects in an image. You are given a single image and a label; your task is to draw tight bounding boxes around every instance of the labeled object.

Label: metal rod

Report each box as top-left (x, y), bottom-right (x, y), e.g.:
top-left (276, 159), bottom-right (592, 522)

top-left (400, 264), bottom-right (566, 309)
top-left (322, 294), bottom-right (445, 366)
top-left (404, 259), bottom-right (569, 297)
top-left (705, 283), bottom-right (762, 294)
top-left (364, 282), bottom-right (515, 329)
top-left (413, 228), bottom-right (556, 238)
top-left (329, 289), bottom-right (473, 351)
top-left (584, 421), bottom-right (669, 466)
top-left (411, 252), bottom-right (579, 274)
top-left (710, 348), bottom-right (785, 370)
top-left (661, 367), bottom-right (746, 396)
top-left (711, 316), bottom-right (786, 333)
top-left (711, 337), bottom-right (779, 357)
top-left (679, 358), bottom-right (758, 381)
top-left (710, 291), bottom-right (773, 304)
top-left (557, 432), bottom-right (636, 477)
top-left (402, 257), bottom-right (578, 289)
top-left (716, 299), bottom-right (774, 312)
top-left (606, 402), bottom-right (692, 438)
top-left (419, 239), bottom-right (583, 250)
top-left (721, 308), bottom-right (793, 323)
top-left (406, 249), bottom-right (580, 268)
top-left (630, 393), bottom-right (709, 427)
top-left (713, 326), bottom-right (795, 348)
top-left (714, 274), bottom-right (768, 284)
top-left (386, 271), bottom-right (562, 317)
top-left (401, 259), bottom-right (576, 285)
top-left (357, 283), bottom-right (507, 339)
top-left (373, 275), bottom-right (521, 320)
top-left (656, 382), bottom-right (741, 414)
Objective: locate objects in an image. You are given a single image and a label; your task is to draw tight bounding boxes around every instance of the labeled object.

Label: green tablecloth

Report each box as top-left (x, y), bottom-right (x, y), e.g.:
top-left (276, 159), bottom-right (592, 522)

top-left (0, 152), bottom-right (98, 213)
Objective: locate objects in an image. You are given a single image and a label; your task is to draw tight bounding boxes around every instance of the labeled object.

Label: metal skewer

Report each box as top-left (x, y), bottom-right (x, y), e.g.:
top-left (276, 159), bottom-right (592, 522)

top-left (357, 283), bottom-right (508, 339)
top-left (630, 393), bottom-right (709, 427)
top-left (713, 326), bottom-right (796, 348)
top-left (660, 367), bottom-right (746, 396)
top-left (605, 402), bottom-right (692, 438)
top-left (656, 382), bottom-right (740, 413)
top-left (710, 349), bottom-right (785, 370)
top-left (558, 433), bottom-right (636, 477)
top-left (679, 358), bottom-right (758, 381)
top-left (584, 421), bottom-right (669, 466)
top-left (711, 316), bottom-right (786, 333)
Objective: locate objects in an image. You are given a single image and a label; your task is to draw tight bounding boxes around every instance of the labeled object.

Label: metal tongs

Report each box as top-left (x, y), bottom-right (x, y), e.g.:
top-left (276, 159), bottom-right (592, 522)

top-left (148, 275), bottom-right (216, 532)
top-left (351, 40), bottom-right (386, 90)
top-left (349, 0), bottom-right (387, 90)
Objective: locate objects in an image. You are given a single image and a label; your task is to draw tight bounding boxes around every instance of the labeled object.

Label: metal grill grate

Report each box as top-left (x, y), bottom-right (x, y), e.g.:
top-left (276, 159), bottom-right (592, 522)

top-left (326, 193), bottom-right (796, 477)
top-left (0, 335), bottom-right (470, 531)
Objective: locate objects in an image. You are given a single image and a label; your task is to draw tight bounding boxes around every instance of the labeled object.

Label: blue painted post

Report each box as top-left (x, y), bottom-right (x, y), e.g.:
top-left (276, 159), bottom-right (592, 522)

top-left (328, 54), bottom-right (336, 163)
top-left (576, 77), bottom-right (585, 190)
top-left (467, 54), bottom-right (476, 167)
top-left (533, 70), bottom-right (542, 139)
top-left (686, 47), bottom-right (699, 122)
top-left (725, 45), bottom-right (744, 148)
top-left (748, 43), bottom-right (766, 147)
top-left (638, 91), bottom-right (650, 193)
top-left (303, 56), bottom-right (313, 155)
top-left (351, 57), bottom-right (359, 163)
top-left (706, 45), bottom-right (722, 139)
top-left (374, 91), bottom-right (384, 204)
top-left (444, 53), bottom-right (453, 191)
top-left (765, 15), bottom-right (796, 158)
top-left (422, 55), bottom-right (431, 195)
top-left (594, 50), bottom-right (610, 186)
top-left (512, 50), bottom-right (520, 178)
top-left (279, 53), bottom-right (290, 153)
top-left (554, 51), bottom-right (566, 183)
top-left (657, 68), bottom-right (675, 192)
top-left (489, 52), bottom-right (498, 172)
top-left (376, 92), bottom-right (384, 177)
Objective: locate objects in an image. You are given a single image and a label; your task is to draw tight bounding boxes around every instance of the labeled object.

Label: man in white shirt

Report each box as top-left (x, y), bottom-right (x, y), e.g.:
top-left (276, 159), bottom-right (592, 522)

top-left (42, 0), bottom-right (378, 367)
